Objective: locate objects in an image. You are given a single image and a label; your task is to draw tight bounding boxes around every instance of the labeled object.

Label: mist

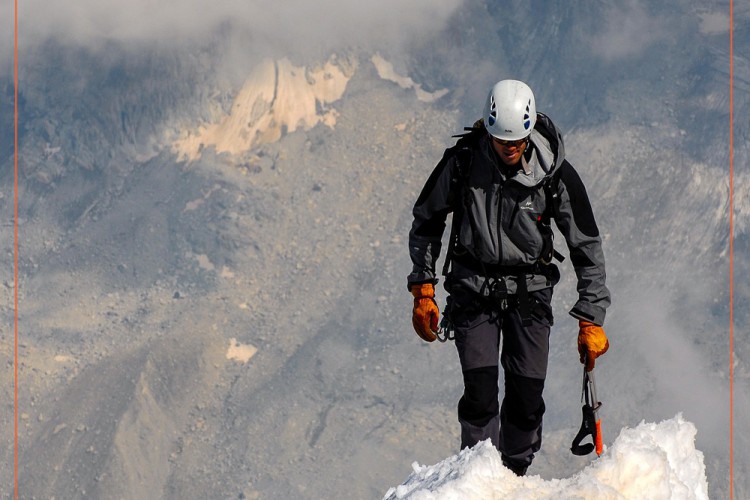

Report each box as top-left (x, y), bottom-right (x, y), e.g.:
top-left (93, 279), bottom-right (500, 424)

top-left (0, 0), bottom-right (745, 498)
top-left (587, 0), bottom-right (673, 61)
top-left (3, 0), bottom-right (462, 65)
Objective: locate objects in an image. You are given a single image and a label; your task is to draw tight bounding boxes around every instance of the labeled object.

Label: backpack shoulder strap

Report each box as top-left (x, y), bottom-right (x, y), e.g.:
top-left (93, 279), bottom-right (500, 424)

top-left (448, 119), bottom-right (483, 190)
top-left (542, 168), bottom-right (561, 221)
top-left (540, 168), bottom-right (565, 263)
top-left (441, 122), bottom-right (482, 276)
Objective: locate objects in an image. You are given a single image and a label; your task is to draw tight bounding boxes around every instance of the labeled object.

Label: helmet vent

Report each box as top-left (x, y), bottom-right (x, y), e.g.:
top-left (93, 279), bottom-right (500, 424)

top-left (523, 101), bottom-right (531, 130)
top-left (488, 95), bottom-right (497, 126)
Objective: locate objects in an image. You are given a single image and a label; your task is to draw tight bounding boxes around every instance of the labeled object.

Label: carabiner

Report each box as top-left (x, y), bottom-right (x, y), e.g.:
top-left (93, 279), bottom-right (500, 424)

top-left (435, 315), bottom-right (455, 343)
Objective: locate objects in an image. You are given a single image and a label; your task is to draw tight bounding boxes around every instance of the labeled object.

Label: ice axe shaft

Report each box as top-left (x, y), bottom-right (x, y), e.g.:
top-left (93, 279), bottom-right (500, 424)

top-left (587, 369), bottom-right (603, 456)
top-left (571, 364), bottom-right (603, 456)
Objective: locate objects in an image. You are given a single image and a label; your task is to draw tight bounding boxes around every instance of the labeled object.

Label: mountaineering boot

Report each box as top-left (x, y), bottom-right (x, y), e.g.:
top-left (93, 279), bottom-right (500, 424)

top-left (502, 458), bottom-right (528, 477)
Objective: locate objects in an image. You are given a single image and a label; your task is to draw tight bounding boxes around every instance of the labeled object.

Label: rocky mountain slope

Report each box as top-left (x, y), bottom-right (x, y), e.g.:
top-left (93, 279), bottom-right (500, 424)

top-left (0, 1), bottom-right (748, 498)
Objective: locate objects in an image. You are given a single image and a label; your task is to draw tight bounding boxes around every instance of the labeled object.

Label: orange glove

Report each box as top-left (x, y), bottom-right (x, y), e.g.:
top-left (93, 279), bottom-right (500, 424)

top-left (410, 283), bottom-right (439, 342)
top-left (578, 320), bottom-right (609, 371)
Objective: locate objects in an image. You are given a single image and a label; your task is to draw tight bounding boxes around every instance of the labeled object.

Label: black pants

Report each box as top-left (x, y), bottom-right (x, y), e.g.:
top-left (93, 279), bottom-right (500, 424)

top-left (451, 287), bottom-right (553, 468)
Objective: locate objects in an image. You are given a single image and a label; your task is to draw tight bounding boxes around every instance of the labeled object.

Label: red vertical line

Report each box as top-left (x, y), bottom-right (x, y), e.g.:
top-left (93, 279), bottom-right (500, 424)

top-left (13, 0), bottom-right (20, 497)
top-left (728, 0), bottom-right (735, 498)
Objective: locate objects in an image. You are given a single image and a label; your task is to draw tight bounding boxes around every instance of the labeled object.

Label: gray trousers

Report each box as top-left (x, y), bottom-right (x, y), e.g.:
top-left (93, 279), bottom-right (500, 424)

top-left (450, 287), bottom-right (553, 468)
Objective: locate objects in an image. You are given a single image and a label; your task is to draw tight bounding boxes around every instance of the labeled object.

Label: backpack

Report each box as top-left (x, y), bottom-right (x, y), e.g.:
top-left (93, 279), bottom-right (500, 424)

top-left (440, 119), bottom-right (565, 278)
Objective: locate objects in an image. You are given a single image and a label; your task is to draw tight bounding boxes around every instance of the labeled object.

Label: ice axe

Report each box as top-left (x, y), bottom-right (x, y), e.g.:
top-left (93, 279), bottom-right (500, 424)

top-left (570, 362), bottom-right (603, 456)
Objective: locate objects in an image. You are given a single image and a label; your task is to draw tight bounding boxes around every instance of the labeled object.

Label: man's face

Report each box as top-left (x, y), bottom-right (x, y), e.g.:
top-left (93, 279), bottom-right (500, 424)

top-left (490, 135), bottom-right (528, 165)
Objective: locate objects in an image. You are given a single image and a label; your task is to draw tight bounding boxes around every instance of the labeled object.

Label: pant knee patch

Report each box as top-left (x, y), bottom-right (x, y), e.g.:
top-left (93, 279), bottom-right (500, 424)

top-left (502, 372), bottom-right (546, 431)
top-left (458, 366), bottom-right (499, 426)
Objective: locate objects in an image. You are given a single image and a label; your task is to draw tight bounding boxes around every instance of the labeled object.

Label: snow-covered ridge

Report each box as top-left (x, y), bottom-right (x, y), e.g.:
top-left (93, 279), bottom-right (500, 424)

top-left (385, 415), bottom-right (708, 500)
top-left (172, 55), bottom-right (356, 160)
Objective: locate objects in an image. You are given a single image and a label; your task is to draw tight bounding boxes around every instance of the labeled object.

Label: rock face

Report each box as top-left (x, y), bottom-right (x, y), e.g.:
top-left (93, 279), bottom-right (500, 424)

top-left (173, 56), bottom-right (356, 159)
top-left (0, 3), bottom-right (746, 499)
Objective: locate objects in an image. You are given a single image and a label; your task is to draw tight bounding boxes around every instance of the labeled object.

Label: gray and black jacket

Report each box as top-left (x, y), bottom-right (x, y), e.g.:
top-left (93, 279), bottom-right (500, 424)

top-left (407, 114), bottom-right (610, 325)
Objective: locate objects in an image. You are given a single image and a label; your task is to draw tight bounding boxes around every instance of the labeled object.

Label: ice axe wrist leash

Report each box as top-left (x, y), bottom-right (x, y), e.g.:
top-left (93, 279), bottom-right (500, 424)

top-left (570, 362), bottom-right (603, 456)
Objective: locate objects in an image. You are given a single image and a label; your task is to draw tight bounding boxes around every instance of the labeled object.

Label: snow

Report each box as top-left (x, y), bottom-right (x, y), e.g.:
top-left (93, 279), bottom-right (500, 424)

top-left (384, 415), bottom-right (708, 500)
top-left (5, 1), bottom-right (743, 495)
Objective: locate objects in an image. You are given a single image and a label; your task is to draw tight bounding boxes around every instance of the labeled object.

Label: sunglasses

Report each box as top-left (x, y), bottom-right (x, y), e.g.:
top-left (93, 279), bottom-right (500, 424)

top-left (492, 136), bottom-right (529, 148)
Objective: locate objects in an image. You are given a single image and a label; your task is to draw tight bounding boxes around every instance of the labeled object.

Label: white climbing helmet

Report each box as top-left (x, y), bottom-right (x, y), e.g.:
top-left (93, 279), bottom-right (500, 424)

top-left (483, 80), bottom-right (537, 141)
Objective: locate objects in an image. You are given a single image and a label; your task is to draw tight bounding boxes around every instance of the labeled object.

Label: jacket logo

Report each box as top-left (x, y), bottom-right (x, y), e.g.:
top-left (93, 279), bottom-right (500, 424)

top-left (520, 201), bottom-right (534, 211)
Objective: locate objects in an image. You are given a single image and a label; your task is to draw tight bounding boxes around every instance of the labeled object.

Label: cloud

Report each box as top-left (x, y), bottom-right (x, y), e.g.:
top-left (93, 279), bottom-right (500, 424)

top-left (587, 0), bottom-right (667, 61)
top-left (12, 0), bottom-right (463, 57)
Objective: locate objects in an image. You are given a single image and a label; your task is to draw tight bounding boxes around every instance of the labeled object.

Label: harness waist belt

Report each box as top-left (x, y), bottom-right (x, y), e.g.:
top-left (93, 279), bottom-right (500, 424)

top-left (453, 253), bottom-right (540, 277)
